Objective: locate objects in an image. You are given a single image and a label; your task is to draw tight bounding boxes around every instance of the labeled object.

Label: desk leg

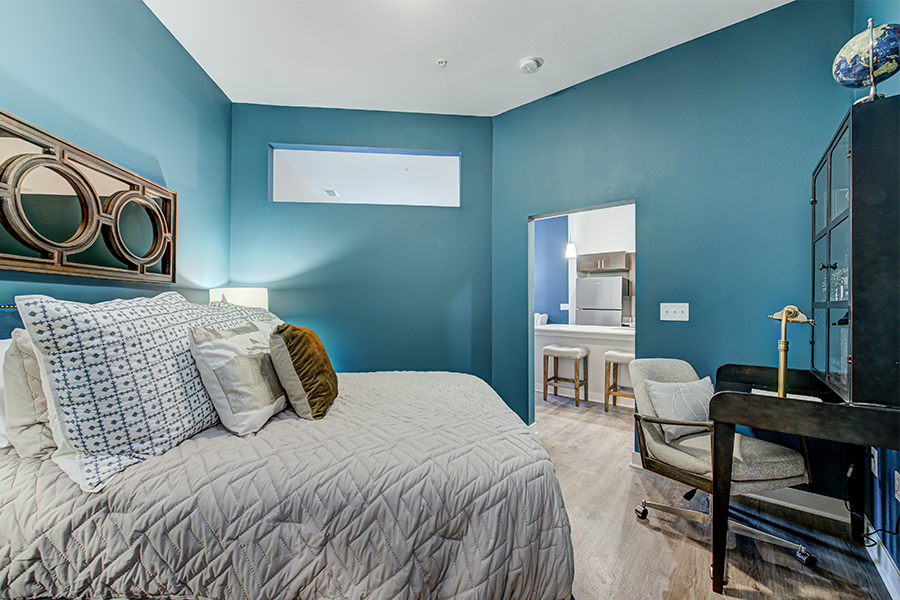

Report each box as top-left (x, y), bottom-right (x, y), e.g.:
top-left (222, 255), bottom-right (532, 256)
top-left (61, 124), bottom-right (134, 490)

top-left (847, 443), bottom-right (865, 541)
top-left (711, 423), bottom-right (735, 594)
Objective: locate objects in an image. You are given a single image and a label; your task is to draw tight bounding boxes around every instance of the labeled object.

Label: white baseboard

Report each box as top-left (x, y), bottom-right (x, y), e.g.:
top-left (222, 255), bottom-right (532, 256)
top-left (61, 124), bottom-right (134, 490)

top-left (745, 488), bottom-right (849, 523)
top-left (631, 451), bottom-right (642, 469)
top-left (535, 385), bottom-right (635, 409)
top-left (630, 451), bottom-right (848, 523)
top-left (866, 518), bottom-right (900, 600)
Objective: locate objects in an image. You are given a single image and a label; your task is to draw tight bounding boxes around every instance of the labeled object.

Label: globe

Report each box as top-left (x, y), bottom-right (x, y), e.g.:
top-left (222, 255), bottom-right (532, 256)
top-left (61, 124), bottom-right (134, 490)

top-left (833, 23), bottom-right (900, 88)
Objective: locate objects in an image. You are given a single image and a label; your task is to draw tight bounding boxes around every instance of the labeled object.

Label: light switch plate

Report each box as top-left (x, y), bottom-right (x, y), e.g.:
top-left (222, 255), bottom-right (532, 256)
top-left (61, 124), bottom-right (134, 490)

top-left (660, 303), bottom-right (689, 321)
top-left (560, 303), bottom-right (569, 311)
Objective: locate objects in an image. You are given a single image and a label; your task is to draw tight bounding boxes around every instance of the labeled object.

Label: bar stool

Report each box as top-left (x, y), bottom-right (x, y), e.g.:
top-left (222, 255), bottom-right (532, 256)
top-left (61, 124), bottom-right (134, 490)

top-left (604, 350), bottom-right (635, 411)
top-left (542, 345), bottom-right (589, 406)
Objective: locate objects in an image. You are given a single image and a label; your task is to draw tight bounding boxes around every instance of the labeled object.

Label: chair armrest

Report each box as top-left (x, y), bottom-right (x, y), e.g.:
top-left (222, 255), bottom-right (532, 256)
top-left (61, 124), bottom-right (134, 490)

top-left (634, 413), bottom-right (713, 431)
top-left (632, 413), bottom-right (714, 472)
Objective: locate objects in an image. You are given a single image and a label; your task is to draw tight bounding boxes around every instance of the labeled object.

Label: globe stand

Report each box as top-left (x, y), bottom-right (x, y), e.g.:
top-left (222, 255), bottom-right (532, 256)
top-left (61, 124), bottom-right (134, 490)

top-left (856, 19), bottom-right (880, 105)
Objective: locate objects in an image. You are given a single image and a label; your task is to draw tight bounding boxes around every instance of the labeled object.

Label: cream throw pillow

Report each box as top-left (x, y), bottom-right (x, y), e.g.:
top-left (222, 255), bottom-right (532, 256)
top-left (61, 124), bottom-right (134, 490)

top-left (2, 329), bottom-right (56, 457)
top-left (645, 376), bottom-right (715, 442)
top-left (0, 338), bottom-right (11, 448)
top-left (189, 321), bottom-right (287, 436)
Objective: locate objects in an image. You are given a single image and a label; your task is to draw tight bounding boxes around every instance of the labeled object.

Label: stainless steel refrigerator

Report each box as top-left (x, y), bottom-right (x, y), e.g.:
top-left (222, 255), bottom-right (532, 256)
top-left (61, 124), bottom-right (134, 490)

top-left (574, 276), bottom-right (630, 326)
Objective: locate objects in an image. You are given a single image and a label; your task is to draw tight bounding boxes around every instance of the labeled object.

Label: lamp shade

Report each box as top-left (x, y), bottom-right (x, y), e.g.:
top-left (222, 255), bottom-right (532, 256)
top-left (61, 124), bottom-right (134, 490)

top-left (209, 287), bottom-right (269, 310)
top-left (564, 237), bottom-right (577, 259)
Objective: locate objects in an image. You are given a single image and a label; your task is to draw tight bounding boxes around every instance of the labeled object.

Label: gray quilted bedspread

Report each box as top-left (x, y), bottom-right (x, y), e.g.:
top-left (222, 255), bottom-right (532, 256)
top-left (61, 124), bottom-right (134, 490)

top-left (0, 372), bottom-right (573, 599)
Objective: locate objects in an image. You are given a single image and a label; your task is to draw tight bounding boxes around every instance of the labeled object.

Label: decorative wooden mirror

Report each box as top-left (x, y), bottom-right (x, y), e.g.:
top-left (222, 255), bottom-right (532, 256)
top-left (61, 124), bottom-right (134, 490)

top-left (0, 108), bottom-right (175, 283)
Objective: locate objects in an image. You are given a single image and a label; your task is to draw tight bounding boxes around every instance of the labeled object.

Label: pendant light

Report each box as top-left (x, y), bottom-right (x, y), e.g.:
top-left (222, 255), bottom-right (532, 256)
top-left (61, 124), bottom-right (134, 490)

top-left (565, 236), bottom-right (577, 259)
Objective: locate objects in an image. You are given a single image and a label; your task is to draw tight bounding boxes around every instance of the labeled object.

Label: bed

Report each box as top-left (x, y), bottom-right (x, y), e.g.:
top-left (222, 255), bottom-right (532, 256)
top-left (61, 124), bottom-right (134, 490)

top-left (0, 299), bottom-right (574, 600)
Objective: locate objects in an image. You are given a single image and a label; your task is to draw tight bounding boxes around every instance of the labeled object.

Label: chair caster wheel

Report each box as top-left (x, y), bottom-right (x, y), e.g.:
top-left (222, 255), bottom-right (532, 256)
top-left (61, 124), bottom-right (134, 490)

top-left (635, 504), bottom-right (648, 519)
top-left (796, 548), bottom-right (817, 567)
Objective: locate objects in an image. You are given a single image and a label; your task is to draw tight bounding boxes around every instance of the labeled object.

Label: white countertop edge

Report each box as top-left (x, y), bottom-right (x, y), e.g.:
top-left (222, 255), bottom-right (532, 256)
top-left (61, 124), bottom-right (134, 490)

top-left (534, 324), bottom-right (636, 339)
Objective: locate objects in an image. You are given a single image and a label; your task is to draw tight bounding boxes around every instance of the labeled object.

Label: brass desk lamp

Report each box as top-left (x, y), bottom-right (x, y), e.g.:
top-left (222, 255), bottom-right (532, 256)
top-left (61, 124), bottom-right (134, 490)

top-left (769, 305), bottom-right (816, 397)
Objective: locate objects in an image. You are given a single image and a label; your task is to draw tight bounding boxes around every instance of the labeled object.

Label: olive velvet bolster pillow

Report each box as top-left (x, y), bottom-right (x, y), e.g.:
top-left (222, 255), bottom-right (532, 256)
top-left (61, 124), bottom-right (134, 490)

top-left (269, 323), bottom-right (338, 420)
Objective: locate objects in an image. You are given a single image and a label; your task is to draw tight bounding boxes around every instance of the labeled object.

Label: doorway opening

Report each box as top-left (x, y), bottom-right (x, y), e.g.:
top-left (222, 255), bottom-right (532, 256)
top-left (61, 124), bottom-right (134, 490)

top-left (528, 200), bottom-right (636, 424)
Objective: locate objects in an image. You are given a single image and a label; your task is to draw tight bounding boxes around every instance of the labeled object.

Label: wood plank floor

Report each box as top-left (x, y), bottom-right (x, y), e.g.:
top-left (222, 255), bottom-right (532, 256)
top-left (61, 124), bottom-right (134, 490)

top-left (534, 393), bottom-right (891, 599)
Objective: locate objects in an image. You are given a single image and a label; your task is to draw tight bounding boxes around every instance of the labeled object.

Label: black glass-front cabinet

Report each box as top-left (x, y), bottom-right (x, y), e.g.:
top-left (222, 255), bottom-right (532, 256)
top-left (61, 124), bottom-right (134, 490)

top-left (810, 96), bottom-right (898, 406)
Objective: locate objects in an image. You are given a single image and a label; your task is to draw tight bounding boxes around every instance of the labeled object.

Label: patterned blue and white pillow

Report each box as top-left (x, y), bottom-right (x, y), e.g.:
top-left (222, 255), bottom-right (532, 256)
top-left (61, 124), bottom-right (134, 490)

top-left (16, 292), bottom-right (280, 492)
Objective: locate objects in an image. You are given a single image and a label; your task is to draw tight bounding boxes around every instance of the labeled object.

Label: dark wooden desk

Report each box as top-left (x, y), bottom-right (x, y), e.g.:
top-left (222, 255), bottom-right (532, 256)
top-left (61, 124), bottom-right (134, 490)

top-left (708, 364), bottom-right (900, 594)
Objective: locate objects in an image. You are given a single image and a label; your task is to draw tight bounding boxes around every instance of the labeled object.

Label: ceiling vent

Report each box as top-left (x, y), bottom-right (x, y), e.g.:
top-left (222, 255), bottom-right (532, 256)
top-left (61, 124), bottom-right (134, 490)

top-left (323, 189), bottom-right (339, 197)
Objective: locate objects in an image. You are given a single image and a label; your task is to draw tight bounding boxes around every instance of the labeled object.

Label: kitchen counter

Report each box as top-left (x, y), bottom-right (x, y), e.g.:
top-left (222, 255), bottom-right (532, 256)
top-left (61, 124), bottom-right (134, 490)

top-left (535, 323), bottom-right (635, 406)
top-left (536, 324), bottom-right (635, 338)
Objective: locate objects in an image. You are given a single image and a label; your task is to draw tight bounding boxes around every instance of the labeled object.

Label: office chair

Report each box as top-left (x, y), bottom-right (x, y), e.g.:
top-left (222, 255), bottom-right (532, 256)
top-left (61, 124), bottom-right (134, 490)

top-left (629, 358), bottom-right (816, 580)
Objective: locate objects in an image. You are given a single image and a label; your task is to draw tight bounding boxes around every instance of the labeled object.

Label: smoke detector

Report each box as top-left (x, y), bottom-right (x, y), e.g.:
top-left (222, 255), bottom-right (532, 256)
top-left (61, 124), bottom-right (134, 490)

top-left (519, 56), bottom-right (544, 74)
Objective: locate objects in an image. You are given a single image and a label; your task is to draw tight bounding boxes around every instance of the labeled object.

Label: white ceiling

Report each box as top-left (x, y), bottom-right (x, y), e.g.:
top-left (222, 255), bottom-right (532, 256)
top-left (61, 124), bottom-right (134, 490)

top-left (143, 0), bottom-right (792, 117)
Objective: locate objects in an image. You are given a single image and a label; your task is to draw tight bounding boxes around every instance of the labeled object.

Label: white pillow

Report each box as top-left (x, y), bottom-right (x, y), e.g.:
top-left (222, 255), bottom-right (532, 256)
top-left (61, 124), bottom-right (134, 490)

top-left (3, 329), bottom-right (56, 457)
top-left (189, 321), bottom-right (287, 436)
top-left (644, 377), bottom-right (715, 442)
top-left (16, 292), bottom-right (281, 492)
top-left (0, 338), bottom-right (11, 448)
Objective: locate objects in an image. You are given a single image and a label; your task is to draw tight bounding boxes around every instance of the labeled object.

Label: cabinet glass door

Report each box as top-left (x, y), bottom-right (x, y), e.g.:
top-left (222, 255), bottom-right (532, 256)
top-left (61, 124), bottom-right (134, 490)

top-left (810, 115), bottom-right (854, 399)
top-left (813, 308), bottom-right (827, 373)
top-left (814, 236), bottom-right (828, 302)
top-left (830, 217), bottom-right (850, 302)
top-left (829, 307), bottom-right (850, 392)
top-left (814, 162), bottom-right (828, 234)
top-left (831, 127), bottom-right (850, 218)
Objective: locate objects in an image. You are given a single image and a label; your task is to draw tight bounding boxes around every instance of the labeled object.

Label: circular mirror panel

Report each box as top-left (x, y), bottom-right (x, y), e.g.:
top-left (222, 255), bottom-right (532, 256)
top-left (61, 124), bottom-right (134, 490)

top-left (19, 166), bottom-right (84, 244)
top-left (102, 191), bottom-right (168, 266)
top-left (118, 198), bottom-right (156, 259)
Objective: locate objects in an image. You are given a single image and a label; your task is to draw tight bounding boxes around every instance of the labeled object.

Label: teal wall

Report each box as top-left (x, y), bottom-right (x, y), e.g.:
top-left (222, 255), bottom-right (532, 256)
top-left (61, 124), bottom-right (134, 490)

top-left (0, 0), bottom-right (232, 304)
top-left (229, 104), bottom-right (493, 377)
top-left (491, 0), bottom-right (855, 425)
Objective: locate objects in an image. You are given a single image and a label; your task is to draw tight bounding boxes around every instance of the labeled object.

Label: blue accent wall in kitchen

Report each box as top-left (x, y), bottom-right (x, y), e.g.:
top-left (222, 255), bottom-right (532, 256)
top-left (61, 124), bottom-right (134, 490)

top-left (0, 0), bottom-right (232, 304)
top-left (230, 104), bottom-right (493, 379)
top-left (490, 0), bottom-right (855, 426)
top-left (533, 216), bottom-right (569, 324)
